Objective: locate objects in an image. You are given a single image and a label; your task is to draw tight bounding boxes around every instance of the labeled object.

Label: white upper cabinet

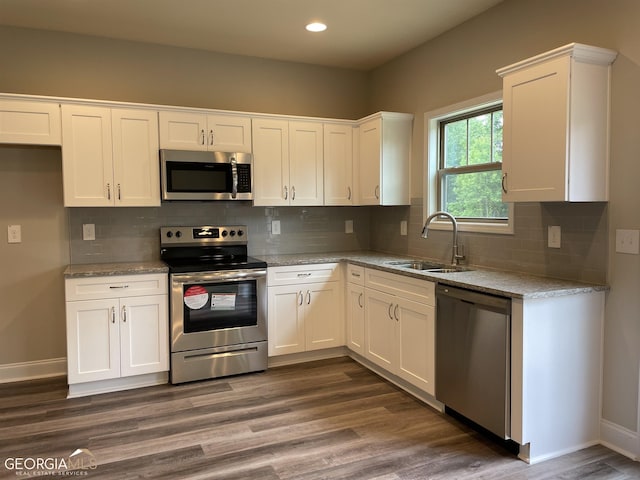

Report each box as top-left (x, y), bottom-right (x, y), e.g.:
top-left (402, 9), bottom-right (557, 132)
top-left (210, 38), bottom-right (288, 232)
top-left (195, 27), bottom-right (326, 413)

top-left (0, 99), bottom-right (61, 145)
top-left (324, 123), bottom-right (354, 205)
top-left (252, 118), bottom-right (324, 206)
top-left (158, 111), bottom-right (252, 152)
top-left (358, 112), bottom-right (412, 206)
top-left (62, 105), bottom-right (160, 207)
top-left (498, 43), bottom-right (617, 202)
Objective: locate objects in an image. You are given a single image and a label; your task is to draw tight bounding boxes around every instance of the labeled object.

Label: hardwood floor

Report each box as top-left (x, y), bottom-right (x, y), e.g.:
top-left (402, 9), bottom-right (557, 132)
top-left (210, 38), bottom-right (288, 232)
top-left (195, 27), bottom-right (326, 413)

top-left (1, 357), bottom-right (639, 479)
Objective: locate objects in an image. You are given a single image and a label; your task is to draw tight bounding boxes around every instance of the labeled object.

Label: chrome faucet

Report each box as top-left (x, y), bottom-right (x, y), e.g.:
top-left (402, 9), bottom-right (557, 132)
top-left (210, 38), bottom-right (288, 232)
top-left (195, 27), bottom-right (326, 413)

top-left (421, 211), bottom-right (465, 266)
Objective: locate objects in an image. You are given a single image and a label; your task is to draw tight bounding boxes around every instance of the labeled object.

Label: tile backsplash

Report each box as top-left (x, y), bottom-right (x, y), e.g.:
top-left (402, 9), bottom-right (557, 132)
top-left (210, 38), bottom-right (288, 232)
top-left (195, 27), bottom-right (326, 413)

top-left (69, 198), bottom-right (608, 284)
top-left (68, 202), bottom-right (371, 264)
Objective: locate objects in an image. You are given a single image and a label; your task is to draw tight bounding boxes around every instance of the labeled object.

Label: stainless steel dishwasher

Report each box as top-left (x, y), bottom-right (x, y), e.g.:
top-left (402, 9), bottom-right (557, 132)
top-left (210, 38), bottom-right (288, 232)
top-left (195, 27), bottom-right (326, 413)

top-left (436, 284), bottom-right (511, 439)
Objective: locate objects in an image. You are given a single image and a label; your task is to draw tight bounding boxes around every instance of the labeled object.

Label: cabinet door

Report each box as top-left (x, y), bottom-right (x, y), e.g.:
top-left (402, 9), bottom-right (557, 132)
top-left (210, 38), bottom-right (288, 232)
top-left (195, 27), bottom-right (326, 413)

top-left (324, 123), bottom-right (353, 205)
top-left (267, 285), bottom-right (304, 356)
top-left (252, 118), bottom-right (290, 206)
top-left (0, 100), bottom-right (61, 145)
top-left (61, 105), bottom-right (114, 206)
top-left (502, 56), bottom-right (570, 202)
top-left (66, 299), bottom-right (120, 384)
top-left (346, 283), bottom-right (365, 355)
top-left (158, 111), bottom-right (207, 150)
top-left (364, 288), bottom-right (396, 370)
top-left (397, 298), bottom-right (435, 395)
top-left (289, 121), bottom-right (324, 206)
top-left (120, 294), bottom-right (169, 377)
top-left (207, 114), bottom-right (252, 152)
top-left (358, 118), bottom-right (381, 205)
top-left (112, 109), bottom-right (161, 207)
top-left (304, 282), bottom-right (343, 350)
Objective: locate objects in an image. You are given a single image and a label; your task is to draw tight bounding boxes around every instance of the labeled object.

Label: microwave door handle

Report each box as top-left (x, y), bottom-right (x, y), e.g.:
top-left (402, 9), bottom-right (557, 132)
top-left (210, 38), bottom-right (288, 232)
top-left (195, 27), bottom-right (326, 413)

top-left (230, 155), bottom-right (238, 199)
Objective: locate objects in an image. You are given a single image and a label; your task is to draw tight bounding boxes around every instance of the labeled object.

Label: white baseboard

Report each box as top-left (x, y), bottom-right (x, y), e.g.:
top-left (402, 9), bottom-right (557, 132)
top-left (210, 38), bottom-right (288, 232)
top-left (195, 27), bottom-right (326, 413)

top-left (0, 357), bottom-right (67, 383)
top-left (600, 418), bottom-right (638, 461)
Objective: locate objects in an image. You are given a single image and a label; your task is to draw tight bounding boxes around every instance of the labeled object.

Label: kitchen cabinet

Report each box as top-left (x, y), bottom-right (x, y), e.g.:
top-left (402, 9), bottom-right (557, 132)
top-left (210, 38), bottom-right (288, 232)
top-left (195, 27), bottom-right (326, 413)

top-left (345, 264), bottom-right (365, 355)
top-left (65, 273), bottom-right (169, 396)
top-left (158, 111), bottom-right (252, 152)
top-left (0, 99), bottom-right (61, 145)
top-left (253, 118), bottom-right (324, 206)
top-left (498, 43), bottom-right (617, 202)
top-left (358, 112), bottom-right (412, 206)
top-left (267, 263), bottom-right (343, 356)
top-left (324, 123), bottom-right (354, 205)
top-left (363, 268), bottom-right (435, 395)
top-left (61, 105), bottom-right (160, 207)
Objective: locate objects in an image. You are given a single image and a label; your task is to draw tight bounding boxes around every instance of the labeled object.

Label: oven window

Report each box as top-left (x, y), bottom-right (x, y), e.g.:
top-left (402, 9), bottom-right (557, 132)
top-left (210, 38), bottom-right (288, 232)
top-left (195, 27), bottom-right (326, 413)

top-left (182, 280), bottom-right (257, 333)
top-left (167, 161), bottom-right (230, 193)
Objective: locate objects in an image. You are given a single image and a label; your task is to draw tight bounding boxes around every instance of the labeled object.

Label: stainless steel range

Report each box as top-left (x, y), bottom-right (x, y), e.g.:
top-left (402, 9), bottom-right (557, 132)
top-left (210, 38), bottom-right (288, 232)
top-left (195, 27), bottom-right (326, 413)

top-left (160, 225), bottom-right (267, 384)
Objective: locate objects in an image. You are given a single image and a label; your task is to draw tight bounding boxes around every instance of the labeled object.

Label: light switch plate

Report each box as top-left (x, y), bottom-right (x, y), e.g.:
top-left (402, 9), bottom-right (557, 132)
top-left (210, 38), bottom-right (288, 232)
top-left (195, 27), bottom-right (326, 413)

top-left (615, 229), bottom-right (640, 254)
top-left (271, 220), bottom-right (281, 235)
top-left (82, 223), bottom-right (96, 241)
top-left (548, 225), bottom-right (561, 248)
top-left (7, 225), bottom-right (21, 244)
top-left (345, 220), bottom-right (353, 234)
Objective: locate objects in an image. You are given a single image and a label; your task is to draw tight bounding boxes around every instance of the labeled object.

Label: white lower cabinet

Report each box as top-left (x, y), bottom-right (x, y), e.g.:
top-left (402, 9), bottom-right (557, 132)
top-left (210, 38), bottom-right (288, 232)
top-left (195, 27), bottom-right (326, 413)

top-left (267, 264), bottom-right (344, 356)
top-left (65, 274), bottom-right (168, 393)
top-left (362, 268), bottom-right (435, 395)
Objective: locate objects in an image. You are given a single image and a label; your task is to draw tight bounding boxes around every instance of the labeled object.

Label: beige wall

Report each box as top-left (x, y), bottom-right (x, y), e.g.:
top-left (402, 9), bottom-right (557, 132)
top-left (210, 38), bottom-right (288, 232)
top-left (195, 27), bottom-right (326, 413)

top-left (369, 0), bottom-right (640, 445)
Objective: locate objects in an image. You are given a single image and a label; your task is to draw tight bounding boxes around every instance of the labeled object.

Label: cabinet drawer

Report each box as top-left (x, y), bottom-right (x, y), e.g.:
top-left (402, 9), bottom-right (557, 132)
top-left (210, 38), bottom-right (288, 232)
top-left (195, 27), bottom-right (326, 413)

top-left (346, 264), bottom-right (364, 285)
top-left (267, 263), bottom-right (341, 286)
top-left (65, 273), bottom-right (168, 301)
top-left (365, 268), bottom-right (435, 306)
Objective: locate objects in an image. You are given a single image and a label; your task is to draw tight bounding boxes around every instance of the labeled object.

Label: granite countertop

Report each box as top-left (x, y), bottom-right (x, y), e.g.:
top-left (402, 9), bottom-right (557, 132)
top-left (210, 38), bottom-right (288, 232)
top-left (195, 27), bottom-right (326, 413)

top-left (256, 251), bottom-right (608, 299)
top-left (64, 261), bottom-right (168, 278)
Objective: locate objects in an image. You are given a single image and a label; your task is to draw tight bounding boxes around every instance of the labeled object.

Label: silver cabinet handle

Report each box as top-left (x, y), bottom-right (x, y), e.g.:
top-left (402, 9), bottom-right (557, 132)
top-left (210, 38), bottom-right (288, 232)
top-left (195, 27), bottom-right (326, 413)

top-left (388, 303), bottom-right (394, 320)
top-left (109, 285), bottom-right (129, 289)
top-left (117, 183), bottom-right (121, 200)
top-left (393, 304), bottom-right (399, 322)
top-left (209, 129), bottom-right (214, 145)
top-left (306, 290), bottom-right (311, 305)
top-left (284, 186), bottom-right (288, 200)
top-left (122, 305), bottom-right (127, 323)
top-left (501, 173), bottom-right (507, 194)
top-left (111, 306), bottom-right (116, 324)
top-left (200, 129), bottom-right (206, 145)
top-left (358, 292), bottom-right (363, 309)
top-left (292, 186), bottom-right (296, 201)
top-left (351, 272), bottom-right (361, 278)
top-left (107, 183), bottom-right (111, 200)
top-left (375, 185), bottom-right (380, 200)
top-left (298, 291), bottom-right (303, 306)
top-left (297, 273), bottom-right (312, 278)
top-left (347, 186), bottom-right (352, 200)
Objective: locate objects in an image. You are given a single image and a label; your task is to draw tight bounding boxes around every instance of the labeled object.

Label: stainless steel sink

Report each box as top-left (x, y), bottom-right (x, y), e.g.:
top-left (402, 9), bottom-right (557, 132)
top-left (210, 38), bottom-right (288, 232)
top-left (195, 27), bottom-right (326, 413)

top-left (387, 260), bottom-right (472, 273)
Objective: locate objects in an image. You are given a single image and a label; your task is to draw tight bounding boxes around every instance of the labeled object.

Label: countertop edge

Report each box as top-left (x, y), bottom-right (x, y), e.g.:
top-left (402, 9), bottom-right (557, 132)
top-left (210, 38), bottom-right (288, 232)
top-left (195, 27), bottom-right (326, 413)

top-left (64, 261), bottom-right (169, 278)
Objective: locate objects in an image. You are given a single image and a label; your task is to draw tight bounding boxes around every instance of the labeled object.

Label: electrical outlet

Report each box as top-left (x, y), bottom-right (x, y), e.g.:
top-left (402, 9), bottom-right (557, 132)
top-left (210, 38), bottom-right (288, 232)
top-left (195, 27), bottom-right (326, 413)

top-left (548, 226), bottom-right (561, 248)
top-left (82, 223), bottom-right (96, 241)
top-left (345, 220), bottom-right (353, 234)
top-left (400, 221), bottom-right (408, 236)
top-left (271, 220), bottom-right (281, 235)
top-left (7, 225), bottom-right (21, 244)
top-left (615, 229), bottom-right (640, 254)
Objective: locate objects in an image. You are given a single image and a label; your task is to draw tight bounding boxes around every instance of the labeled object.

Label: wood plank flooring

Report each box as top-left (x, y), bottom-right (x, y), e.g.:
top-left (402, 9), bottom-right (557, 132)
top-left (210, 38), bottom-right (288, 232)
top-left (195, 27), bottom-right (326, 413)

top-left (1, 357), bottom-right (639, 479)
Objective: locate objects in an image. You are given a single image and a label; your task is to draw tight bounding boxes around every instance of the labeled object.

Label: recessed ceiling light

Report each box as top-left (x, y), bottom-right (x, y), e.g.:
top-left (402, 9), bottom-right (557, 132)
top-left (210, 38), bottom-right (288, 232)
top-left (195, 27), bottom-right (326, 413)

top-left (305, 22), bottom-right (327, 33)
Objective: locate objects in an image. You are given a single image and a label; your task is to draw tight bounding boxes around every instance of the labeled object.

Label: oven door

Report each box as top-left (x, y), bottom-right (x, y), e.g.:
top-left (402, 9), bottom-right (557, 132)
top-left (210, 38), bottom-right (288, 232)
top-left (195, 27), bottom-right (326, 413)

top-left (170, 268), bottom-right (267, 353)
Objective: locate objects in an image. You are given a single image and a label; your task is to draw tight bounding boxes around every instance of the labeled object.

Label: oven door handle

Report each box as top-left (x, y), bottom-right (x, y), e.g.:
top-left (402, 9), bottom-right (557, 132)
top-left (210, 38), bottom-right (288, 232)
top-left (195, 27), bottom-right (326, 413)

top-left (171, 269), bottom-right (267, 284)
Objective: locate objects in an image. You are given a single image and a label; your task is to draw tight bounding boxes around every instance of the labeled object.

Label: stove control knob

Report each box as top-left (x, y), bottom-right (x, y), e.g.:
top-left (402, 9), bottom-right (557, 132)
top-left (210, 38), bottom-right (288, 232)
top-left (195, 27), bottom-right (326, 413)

top-left (175, 230), bottom-right (182, 238)
top-left (230, 230), bottom-right (236, 237)
top-left (166, 231), bottom-right (173, 238)
top-left (237, 230), bottom-right (244, 237)
top-left (221, 230), bottom-right (228, 237)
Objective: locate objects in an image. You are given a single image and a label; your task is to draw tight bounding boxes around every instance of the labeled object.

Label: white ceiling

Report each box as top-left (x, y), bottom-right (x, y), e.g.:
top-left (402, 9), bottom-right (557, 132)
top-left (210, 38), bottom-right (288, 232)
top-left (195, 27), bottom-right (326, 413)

top-left (0, 0), bottom-right (504, 70)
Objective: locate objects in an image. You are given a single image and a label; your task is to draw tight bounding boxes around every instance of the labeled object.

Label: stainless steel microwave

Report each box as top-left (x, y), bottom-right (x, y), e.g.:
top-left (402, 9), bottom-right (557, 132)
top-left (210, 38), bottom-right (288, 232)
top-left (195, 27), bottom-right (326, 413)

top-left (160, 149), bottom-right (253, 201)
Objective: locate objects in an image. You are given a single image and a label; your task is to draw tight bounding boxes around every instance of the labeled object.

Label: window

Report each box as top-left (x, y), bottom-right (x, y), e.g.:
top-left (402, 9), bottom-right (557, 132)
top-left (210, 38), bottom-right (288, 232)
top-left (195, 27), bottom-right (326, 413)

top-left (424, 92), bottom-right (513, 235)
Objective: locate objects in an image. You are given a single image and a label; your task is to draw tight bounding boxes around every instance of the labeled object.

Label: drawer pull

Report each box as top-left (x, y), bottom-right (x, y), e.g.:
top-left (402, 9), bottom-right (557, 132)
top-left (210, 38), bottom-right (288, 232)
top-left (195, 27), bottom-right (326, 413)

top-left (297, 273), bottom-right (312, 278)
top-left (109, 285), bottom-right (129, 289)
top-left (351, 272), bottom-right (361, 278)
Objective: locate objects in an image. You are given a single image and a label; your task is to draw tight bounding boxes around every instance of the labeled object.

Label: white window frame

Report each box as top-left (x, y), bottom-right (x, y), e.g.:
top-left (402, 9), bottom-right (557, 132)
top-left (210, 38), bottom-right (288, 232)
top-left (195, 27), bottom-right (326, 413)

top-left (424, 91), bottom-right (514, 235)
